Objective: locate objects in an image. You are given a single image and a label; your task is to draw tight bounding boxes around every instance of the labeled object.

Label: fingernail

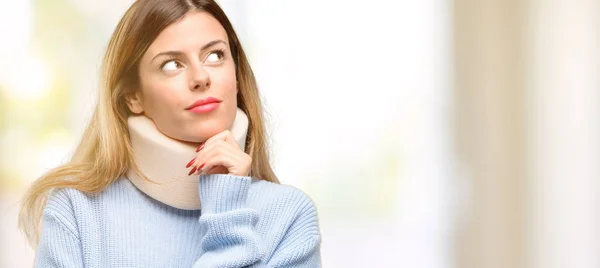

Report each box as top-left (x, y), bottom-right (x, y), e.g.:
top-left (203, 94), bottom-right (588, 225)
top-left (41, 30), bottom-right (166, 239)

top-left (196, 143), bottom-right (205, 152)
top-left (186, 158), bottom-right (195, 168)
top-left (197, 163), bottom-right (205, 174)
top-left (188, 166), bottom-right (197, 176)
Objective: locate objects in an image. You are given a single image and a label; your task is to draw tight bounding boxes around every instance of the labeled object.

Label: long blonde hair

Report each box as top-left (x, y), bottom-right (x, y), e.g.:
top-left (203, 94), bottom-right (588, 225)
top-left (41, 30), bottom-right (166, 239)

top-left (18, 0), bottom-right (278, 247)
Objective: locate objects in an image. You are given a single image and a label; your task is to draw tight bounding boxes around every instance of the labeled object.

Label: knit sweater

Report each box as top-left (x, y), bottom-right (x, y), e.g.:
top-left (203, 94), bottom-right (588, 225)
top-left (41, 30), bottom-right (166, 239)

top-left (35, 174), bottom-right (322, 267)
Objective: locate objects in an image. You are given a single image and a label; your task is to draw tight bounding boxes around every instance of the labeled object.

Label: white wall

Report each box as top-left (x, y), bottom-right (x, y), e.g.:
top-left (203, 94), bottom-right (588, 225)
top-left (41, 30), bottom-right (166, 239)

top-left (527, 0), bottom-right (600, 267)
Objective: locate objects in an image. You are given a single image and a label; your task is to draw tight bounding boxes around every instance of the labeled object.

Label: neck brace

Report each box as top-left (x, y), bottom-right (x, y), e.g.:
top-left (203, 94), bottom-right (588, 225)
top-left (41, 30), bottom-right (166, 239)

top-left (125, 108), bottom-right (249, 210)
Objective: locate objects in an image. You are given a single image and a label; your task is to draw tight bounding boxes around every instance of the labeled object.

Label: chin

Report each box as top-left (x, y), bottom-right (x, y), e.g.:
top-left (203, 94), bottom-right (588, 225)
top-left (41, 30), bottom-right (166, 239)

top-left (188, 124), bottom-right (228, 142)
top-left (159, 113), bottom-right (234, 143)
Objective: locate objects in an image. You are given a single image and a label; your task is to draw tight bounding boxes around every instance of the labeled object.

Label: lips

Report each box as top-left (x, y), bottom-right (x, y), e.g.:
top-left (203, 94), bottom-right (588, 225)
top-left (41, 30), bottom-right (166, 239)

top-left (185, 97), bottom-right (222, 110)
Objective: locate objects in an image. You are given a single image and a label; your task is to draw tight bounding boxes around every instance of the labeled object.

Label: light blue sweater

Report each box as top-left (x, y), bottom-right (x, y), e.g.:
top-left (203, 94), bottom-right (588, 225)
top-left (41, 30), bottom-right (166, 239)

top-left (35, 174), bottom-right (322, 267)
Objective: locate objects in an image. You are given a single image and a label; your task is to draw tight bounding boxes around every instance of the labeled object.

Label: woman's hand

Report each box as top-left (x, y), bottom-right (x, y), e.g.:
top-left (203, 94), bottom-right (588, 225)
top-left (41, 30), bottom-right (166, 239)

top-left (185, 130), bottom-right (252, 177)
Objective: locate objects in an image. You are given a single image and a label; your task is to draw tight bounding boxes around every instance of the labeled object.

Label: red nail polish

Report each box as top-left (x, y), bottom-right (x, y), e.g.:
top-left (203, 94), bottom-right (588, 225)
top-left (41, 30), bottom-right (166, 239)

top-left (199, 163), bottom-right (205, 169)
top-left (186, 158), bottom-right (195, 168)
top-left (196, 143), bottom-right (205, 152)
top-left (188, 166), bottom-right (197, 176)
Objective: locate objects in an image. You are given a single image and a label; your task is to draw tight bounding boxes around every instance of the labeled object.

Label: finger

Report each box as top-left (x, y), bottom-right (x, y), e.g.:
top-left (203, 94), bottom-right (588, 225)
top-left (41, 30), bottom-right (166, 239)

top-left (195, 141), bottom-right (246, 175)
top-left (220, 130), bottom-right (241, 150)
top-left (198, 140), bottom-right (240, 168)
top-left (190, 140), bottom-right (228, 171)
top-left (200, 153), bottom-right (250, 176)
top-left (202, 130), bottom-right (228, 145)
top-left (197, 153), bottom-right (237, 175)
top-left (190, 137), bottom-right (235, 169)
top-left (202, 130), bottom-right (240, 151)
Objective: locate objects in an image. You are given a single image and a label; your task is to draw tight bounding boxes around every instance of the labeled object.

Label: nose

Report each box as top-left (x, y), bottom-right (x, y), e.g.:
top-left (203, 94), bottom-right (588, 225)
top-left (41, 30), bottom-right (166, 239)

top-left (189, 64), bottom-right (211, 91)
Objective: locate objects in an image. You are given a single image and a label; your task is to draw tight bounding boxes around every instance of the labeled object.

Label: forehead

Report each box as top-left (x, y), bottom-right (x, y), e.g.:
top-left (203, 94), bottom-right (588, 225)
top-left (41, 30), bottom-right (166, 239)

top-left (146, 11), bottom-right (229, 56)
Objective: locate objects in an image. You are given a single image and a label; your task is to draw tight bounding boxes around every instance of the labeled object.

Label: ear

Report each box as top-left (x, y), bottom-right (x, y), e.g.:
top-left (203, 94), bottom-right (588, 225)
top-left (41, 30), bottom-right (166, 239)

top-left (125, 91), bottom-right (144, 114)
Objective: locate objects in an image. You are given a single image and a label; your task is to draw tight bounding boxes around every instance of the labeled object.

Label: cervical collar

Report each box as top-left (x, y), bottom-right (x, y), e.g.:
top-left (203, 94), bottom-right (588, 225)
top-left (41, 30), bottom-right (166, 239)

top-left (125, 108), bottom-right (249, 210)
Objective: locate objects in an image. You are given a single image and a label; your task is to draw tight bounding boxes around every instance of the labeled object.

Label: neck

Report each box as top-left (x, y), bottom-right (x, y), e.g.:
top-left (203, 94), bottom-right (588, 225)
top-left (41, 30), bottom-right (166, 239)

top-left (126, 108), bottom-right (249, 210)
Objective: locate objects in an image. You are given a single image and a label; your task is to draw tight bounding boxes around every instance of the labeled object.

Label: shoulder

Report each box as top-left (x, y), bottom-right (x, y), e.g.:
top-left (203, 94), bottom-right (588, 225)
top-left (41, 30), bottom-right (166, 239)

top-left (45, 177), bottom-right (127, 209)
top-left (42, 185), bottom-right (88, 237)
top-left (249, 179), bottom-right (321, 251)
top-left (45, 176), bottom-right (136, 206)
top-left (250, 179), bottom-right (318, 214)
top-left (43, 176), bottom-right (133, 227)
top-left (249, 179), bottom-right (320, 233)
top-left (44, 185), bottom-right (90, 218)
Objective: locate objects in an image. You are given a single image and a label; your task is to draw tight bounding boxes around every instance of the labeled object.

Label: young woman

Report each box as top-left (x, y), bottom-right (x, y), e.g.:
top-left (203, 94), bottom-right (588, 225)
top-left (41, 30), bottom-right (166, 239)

top-left (18, 0), bottom-right (321, 267)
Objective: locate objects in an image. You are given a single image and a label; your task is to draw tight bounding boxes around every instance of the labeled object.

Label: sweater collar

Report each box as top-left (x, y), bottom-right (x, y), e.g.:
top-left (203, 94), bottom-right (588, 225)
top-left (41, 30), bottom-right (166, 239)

top-left (125, 108), bottom-right (249, 210)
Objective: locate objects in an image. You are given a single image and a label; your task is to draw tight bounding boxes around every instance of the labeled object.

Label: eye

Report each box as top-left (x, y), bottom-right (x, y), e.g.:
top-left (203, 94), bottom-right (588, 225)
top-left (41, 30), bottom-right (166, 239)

top-left (161, 60), bottom-right (183, 72)
top-left (204, 50), bottom-right (225, 64)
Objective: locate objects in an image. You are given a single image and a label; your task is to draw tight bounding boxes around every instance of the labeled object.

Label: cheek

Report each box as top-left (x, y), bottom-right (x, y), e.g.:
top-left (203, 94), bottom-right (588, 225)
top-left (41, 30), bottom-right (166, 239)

top-left (141, 83), bottom-right (186, 138)
top-left (212, 67), bottom-right (238, 96)
top-left (142, 82), bottom-right (184, 115)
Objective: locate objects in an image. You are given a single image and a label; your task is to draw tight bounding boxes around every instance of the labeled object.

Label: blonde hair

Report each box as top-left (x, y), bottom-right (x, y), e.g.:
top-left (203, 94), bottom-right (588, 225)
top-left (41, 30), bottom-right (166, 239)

top-left (18, 0), bottom-right (278, 247)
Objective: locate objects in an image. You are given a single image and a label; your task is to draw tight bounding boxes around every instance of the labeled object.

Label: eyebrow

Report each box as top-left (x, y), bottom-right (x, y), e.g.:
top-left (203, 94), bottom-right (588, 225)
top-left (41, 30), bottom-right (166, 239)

top-left (150, 39), bottom-right (227, 63)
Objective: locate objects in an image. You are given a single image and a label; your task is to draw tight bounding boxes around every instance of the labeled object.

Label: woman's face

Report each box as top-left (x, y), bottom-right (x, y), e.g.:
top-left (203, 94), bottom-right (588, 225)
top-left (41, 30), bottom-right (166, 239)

top-left (126, 11), bottom-right (238, 143)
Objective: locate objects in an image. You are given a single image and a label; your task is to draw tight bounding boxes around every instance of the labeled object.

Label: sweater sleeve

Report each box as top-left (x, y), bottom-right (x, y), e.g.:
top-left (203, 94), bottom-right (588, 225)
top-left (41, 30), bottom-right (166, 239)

top-left (35, 191), bottom-right (84, 267)
top-left (192, 174), bottom-right (321, 268)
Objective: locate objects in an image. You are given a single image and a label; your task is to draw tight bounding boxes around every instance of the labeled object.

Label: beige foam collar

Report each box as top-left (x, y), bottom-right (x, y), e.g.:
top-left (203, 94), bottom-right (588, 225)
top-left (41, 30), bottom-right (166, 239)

top-left (126, 108), bottom-right (249, 210)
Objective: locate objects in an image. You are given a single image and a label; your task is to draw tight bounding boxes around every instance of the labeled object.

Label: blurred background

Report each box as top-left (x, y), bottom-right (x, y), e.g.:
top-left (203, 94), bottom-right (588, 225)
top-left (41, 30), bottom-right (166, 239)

top-left (0, 0), bottom-right (598, 267)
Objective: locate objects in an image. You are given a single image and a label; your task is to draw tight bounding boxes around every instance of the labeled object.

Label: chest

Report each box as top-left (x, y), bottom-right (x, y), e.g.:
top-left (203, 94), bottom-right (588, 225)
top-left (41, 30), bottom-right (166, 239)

top-left (75, 199), bottom-right (204, 267)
